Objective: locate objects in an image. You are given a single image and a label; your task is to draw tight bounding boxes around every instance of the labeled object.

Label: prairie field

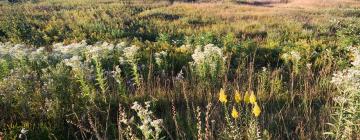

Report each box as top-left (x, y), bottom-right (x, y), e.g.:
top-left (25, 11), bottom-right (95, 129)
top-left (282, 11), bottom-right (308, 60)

top-left (0, 0), bottom-right (360, 139)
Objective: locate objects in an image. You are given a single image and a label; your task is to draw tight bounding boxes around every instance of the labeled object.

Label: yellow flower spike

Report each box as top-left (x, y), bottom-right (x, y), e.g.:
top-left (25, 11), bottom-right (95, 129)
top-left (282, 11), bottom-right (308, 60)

top-left (252, 102), bottom-right (261, 117)
top-left (244, 91), bottom-right (250, 104)
top-left (231, 107), bottom-right (239, 119)
top-left (234, 90), bottom-right (242, 103)
top-left (249, 91), bottom-right (257, 104)
top-left (219, 88), bottom-right (227, 103)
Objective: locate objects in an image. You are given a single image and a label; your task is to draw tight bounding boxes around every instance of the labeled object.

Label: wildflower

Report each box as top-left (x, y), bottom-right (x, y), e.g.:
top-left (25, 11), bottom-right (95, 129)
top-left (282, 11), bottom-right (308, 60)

top-left (244, 91), bottom-right (250, 104)
top-left (234, 90), bottom-right (241, 103)
top-left (249, 91), bottom-right (256, 104)
top-left (306, 63), bottom-right (312, 69)
top-left (333, 96), bottom-right (347, 104)
top-left (290, 51), bottom-right (301, 62)
top-left (191, 44), bottom-right (226, 78)
top-left (20, 128), bottom-right (28, 134)
top-left (262, 67), bottom-right (267, 72)
top-left (176, 45), bottom-right (191, 53)
top-left (252, 102), bottom-right (261, 117)
top-left (123, 45), bottom-right (140, 62)
top-left (219, 88), bottom-right (227, 103)
top-left (19, 128), bottom-right (28, 139)
top-left (155, 51), bottom-right (167, 66)
top-left (349, 46), bottom-right (360, 66)
top-left (281, 51), bottom-right (301, 64)
top-left (130, 101), bottom-right (163, 140)
top-left (176, 70), bottom-right (184, 80)
top-left (231, 107), bottom-right (239, 119)
top-left (63, 55), bottom-right (81, 68)
top-left (119, 57), bottom-right (125, 64)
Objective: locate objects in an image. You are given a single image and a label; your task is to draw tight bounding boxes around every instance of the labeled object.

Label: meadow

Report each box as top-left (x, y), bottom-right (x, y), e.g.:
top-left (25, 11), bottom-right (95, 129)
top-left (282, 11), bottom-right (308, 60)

top-left (0, 0), bottom-right (360, 139)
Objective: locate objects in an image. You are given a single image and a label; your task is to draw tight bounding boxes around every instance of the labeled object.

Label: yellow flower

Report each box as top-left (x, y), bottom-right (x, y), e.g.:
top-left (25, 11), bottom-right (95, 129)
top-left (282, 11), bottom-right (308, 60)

top-left (249, 91), bottom-right (256, 104)
top-left (252, 102), bottom-right (261, 117)
top-left (234, 90), bottom-right (241, 103)
top-left (244, 91), bottom-right (250, 104)
top-left (219, 88), bottom-right (227, 103)
top-left (231, 107), bottom-right (239, 119)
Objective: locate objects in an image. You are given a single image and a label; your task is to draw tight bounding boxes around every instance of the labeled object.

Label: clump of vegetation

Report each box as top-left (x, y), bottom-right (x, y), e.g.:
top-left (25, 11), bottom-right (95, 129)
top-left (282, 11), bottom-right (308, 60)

top-left (0, 0), bottom-right (360, 139)
top-left (326, 46), bottom-right (360, 139)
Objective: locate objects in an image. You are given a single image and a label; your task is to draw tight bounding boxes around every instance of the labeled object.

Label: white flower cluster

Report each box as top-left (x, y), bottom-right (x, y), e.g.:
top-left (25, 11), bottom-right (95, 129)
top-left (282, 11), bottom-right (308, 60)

top-left (191, 44), bottom-right (226, 78)
top-left (52, 40), bottom-right (87, 57)
top-left (0, 42), bottom-right (45, 60)
top-left (331, 68), bottom-right (360, 89)
top-left (131, 101), bottom-right (163, 140)
top-left (192, 44), bottom-right (224, 65)
top-left (0, 41), bottom-right (132, 70)
top-left (54, 41), bottom-right (124, 60)
top-left (349, 46), bottom-right (360, 66)
top-left (155, 51), bottom-right (167, 66)
top-left (331, 47), bottom-right (360, 90)
top-left (63, 55), bottom-right (82, 70)
top-left (55, 41), bottom-right (118, 71)
top-left (329, 46), bottom-right (360, 138)
top-left (123, 45), bottom-right (140, 63)
top-left (281, 50), bottom-right (301, 64)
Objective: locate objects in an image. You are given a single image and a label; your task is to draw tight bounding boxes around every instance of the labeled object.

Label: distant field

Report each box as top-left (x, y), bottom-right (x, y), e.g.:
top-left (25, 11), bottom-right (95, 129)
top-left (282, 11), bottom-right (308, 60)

top-left (0, 0), bottom-right (359, 45)
top-left (0, 0), bottom-right (359, 139)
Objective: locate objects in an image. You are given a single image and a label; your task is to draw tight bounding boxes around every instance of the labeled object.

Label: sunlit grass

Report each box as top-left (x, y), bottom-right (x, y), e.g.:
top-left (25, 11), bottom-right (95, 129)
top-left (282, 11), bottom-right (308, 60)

top-left (0, 0), bottom-right (359, 139)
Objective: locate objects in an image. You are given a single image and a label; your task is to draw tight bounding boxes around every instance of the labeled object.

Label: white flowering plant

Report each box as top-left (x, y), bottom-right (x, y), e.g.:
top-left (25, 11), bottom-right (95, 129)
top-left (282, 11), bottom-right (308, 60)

top-left (326, 46), bottom-right (360, 139)
top-left (191, 44), bottom-right (226, 82)
top-left (118, 101), bottom-right (165, 140)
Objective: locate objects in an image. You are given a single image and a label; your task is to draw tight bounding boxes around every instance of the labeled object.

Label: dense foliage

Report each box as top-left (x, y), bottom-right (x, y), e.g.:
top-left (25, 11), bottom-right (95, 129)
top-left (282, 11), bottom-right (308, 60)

top-left (0, 0), bottom-right (360, 139)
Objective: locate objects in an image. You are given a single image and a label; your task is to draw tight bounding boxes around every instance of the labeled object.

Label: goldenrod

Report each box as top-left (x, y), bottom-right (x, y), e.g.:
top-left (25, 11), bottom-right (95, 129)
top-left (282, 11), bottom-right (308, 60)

top-left (234, 90), bottom-right (241, 103)
top-left (219, 88), bottom-right (227, 103)
top-left (249, 91), bottom-right (256, 104)
top-left (231, 107), bottom-right (239, 119)
top-left (244, 91), bottom-right (250, 104)
top-left (252, 102), bottom-right (261, 117)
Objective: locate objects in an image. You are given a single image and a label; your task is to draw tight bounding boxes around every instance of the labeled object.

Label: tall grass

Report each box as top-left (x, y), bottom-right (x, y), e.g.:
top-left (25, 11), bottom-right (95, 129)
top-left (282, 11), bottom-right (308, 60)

top-left (0, 0), bottom-right (360, 139)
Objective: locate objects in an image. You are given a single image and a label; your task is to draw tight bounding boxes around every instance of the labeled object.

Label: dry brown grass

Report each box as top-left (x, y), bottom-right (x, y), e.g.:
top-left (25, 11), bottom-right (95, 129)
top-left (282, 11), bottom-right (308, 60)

top-left (286, 0), bottom-right (360, 8)
top-left (171, 0), bottom-right (360, 15)
top-left (164, 0), bottom-right (359, 23)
